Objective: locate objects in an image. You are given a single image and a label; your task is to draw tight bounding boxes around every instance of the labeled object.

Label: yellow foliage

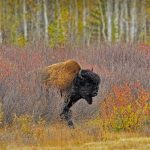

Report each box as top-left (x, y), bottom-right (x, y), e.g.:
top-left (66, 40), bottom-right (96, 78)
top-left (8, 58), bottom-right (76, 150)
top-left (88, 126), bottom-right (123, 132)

top-left (12, 114), bottom-right (33, 135)
top-left (15, 35), bottom-right (26, 47)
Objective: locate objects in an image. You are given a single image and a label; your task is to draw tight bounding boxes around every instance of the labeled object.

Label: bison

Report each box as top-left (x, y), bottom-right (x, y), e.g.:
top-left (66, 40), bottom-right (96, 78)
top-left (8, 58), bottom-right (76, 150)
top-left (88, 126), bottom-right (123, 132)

top-left (41, 60), bottom-right (100, 127)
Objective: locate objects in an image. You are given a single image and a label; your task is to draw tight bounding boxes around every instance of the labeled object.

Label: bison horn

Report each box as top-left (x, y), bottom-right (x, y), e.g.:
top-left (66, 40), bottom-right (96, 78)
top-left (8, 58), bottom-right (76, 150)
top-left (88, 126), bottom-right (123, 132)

top-left (78, 70), bottom-right (83, 79)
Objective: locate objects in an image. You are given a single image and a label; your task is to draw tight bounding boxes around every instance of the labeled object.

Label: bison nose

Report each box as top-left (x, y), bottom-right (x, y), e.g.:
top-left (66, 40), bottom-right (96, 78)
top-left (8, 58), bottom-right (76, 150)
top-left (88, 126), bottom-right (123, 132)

top-left (92, 91), bottom-right (98, 96)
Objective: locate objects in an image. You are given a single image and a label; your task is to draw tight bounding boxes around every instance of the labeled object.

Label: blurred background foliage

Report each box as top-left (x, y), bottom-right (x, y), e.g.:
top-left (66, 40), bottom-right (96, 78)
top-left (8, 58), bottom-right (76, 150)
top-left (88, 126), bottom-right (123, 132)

top-left (0, 0), bottom-right (150, 47)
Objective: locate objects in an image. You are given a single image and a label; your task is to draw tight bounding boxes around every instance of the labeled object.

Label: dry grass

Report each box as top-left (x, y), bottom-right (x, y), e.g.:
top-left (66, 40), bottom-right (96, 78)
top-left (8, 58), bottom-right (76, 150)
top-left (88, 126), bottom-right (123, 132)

top-left (0, 115), bottom-right (149, 150)
top-left (0, 121), bottom-right (149, 150)
top-left (2, 138), bottom-right (150, 150)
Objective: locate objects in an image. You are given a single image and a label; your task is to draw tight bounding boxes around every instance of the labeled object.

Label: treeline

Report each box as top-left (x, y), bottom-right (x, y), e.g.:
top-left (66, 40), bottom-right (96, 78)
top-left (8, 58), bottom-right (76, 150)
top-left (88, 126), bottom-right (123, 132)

top-left (0, 0), bottom-right (150, 47)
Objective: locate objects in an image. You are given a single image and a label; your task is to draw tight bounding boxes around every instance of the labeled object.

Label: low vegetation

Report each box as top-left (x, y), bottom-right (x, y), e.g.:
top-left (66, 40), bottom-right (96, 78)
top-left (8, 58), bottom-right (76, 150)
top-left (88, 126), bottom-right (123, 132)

top-left (0, 43), bottom-right (150, 149)
top-left (0, 114), bottom-right (149, 149)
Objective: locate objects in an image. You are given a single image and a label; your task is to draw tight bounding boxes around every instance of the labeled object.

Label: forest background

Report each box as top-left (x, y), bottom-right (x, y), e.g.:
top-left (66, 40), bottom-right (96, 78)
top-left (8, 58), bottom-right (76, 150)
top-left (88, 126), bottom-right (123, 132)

top-left (0, 0), bottom-right (150, 46)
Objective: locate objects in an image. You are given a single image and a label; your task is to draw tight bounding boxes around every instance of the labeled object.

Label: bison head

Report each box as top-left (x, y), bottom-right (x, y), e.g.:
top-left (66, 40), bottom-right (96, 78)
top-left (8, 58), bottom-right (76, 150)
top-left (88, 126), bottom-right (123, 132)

top-left (71, 69), bottom-right (100, 104)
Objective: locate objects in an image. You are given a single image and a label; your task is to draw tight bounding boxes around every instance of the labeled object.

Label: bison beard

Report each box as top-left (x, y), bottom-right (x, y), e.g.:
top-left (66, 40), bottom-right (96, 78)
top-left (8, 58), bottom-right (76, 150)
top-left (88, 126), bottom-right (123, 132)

top-left (60, 69), bottom-right (100, 128)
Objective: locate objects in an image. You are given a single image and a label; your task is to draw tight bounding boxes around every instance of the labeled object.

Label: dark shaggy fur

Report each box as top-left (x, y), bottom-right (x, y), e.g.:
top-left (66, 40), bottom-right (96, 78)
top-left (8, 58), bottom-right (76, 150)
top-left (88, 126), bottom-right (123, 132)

top-left (60, 69), bottom-right (100, 127)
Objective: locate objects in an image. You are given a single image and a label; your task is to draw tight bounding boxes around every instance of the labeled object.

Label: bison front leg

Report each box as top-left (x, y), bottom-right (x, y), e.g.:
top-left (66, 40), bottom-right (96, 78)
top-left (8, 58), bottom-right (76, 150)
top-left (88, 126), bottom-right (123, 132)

top-left (60, 96), bottom-right (79, 128)
top-left (60, 100), bottom-right (74, 128)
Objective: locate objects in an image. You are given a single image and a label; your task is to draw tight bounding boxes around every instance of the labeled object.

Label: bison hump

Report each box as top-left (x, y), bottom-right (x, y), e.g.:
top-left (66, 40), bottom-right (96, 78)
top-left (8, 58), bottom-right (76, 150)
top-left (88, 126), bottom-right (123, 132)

top-left (41, 60), bottom-right (81, 90)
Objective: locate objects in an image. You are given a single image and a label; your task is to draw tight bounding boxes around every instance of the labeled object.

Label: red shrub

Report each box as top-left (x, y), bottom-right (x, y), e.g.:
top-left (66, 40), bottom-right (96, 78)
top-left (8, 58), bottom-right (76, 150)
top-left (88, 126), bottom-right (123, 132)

top-left (0, 57), bottom-right (14, 80)
top-left (137, 43), bottom-right (150, 55)
top-left (100, 82), bottom-right (150, 131)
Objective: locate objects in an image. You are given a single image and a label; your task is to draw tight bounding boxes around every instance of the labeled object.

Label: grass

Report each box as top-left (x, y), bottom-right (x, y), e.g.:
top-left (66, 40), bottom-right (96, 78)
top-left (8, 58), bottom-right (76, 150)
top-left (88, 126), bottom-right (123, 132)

top-left (82, 137), bottom-right (150, 150)
top-left (2, 137), bottom-right (150, 150)
top-left (0, 118), bottom-right (149, 150)
top-left (1, 133), bottom-right (150, 150)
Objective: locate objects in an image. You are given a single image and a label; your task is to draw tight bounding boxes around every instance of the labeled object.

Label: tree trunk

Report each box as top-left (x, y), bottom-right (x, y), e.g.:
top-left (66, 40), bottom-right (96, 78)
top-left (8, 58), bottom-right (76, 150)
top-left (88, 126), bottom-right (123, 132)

top-left (86, 0), bottom-right (90, 45)
top-left (98, 0), bottom-right (106, 41)
top-left (114, 0), bottom-right (119, 41)
top-left (124, 0), bottom-right (129, 42)
top-left (51, 0), bottom-right (55, 22)
top-left (43, 0), bottom-right (48, 43)
top-left (106, 0), bottom-right (113, 42)
top-left (36, 0), bottom-right (41, 40)
top-left (56, 0), bottom-right (61, 29)
top-left (141, 0), bottom-right (147, 42)
top-left (68, 0), bottom-right (73, 43)
top-left (130, 0), bottom-right (137, 42)
top-left (83, 0), bottom-right (86, 45)
top-left (0, 0), bottom-right (2, 44)
top-left (74, 0), bottom-right (78, 42)
top-left (119, 0), bottom-right (125, 41)
top-left (23, 0), bottom-right (27, 41)
top-left (14, 0), bottom-right (18, 43)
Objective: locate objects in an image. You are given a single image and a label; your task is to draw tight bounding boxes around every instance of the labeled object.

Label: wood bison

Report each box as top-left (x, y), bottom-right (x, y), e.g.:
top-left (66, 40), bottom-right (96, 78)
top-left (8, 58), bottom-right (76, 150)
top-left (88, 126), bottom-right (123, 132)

top-left (41, 60), bottom-right (100, 127)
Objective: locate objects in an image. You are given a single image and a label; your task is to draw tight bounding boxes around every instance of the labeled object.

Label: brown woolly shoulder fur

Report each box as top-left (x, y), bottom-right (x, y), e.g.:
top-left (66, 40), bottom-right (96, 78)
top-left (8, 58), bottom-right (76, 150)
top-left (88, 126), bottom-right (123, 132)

top-left (41, 60), bottom-right (81, 90)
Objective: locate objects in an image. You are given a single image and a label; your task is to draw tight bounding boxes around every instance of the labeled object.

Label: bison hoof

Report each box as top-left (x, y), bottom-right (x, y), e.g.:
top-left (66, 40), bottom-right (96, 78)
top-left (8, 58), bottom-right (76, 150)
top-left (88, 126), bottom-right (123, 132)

top-left (60, 110), bottom-right (74, 128)
top-left (68, 120), bottom-right (74, 128)
top-left (60, 113), bottom-right (65, 120)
